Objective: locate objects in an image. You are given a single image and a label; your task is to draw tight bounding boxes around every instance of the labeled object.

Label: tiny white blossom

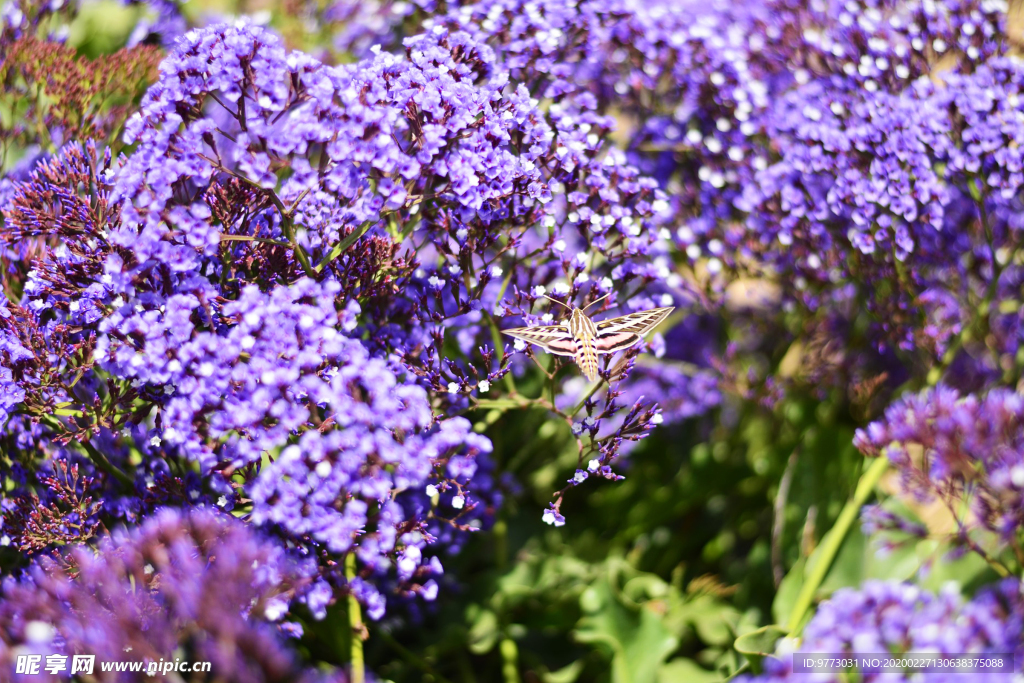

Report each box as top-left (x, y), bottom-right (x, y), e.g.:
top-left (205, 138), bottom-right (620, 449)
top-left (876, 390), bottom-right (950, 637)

top-left (588, 459), bottom-right (600, 472)
top-left (452, 495), bottom-right (465, 509)
top-left (447, 382), bottom-right (460, 394)
top-left (426, 484), bottom-right (439, 497)
top-left (573, 470), bottom-right (587, 483)
top-left (651, 413), bottom-right (664, 425)
top-left (149, 436), bottom-right (162, 447)
top-left (513, 338), bottom-right (527, 352)
top-left (542, 509), bottom-right (565, 527)
top-left (478, 380), bottom-right (491, 393)
top-left (25, 621), bottom-right (55, 644)
top-left (1011, 465), bottom-right (1024, 488)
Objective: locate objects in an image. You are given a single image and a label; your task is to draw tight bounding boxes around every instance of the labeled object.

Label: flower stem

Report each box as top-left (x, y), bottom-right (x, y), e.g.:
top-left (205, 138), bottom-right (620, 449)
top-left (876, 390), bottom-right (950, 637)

top-left (786, 456), bottom-right (889, 635)
top-left (346, 553), bottom-right (365, 683)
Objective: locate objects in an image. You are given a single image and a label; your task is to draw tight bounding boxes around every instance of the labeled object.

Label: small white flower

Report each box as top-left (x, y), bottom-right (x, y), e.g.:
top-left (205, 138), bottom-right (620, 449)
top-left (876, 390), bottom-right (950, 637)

top-left (452, 495), bottom-right (465, 509)
top-left (652, 413), bottom-right (664, 425)
top-left (600, 277), bottom-right (614, 290)
top-left (513, 338), bottom-right (527, 352)
top-left (447, 382), bottom-right (460, 394)
top-left (588, 459), bottom-right (600, 472)
top-left (532, 285), bottom-right (547, 297)
top-left (542, 509), bottom-right (565, 527)
top-left (217, 496), bottom-right (228, 507)
top-left (553, 239), bottom-right (566, 252)
top-left (426, 484), bottom-right (438, 497)
top-left (478, 380), bottom-right (491, 393)
top-left (25, 621), bottom-right (55, 644)
top-left (264, 599), bottom-right (288, 621)
top-left (490, 265), bottom-right (503, 277)
top-left (574, 470), bottom-right (587, 483)
top-left (149, 436), bottom-right (162, 447)
top-left (1011, 465), bottom-right (1024, 488)
top-left (315, 460), bottom-right (332, 478)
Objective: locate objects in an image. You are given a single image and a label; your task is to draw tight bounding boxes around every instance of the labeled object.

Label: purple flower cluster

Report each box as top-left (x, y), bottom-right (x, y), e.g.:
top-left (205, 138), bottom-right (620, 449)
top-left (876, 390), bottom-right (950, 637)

top-left (0, 11), bottom-right (699, 620)
top-left (0, 507), bottom-right (345, 682)
top-left (855, 386), bottom-right (1024, 555)
top-left (742, 579), bottom-right (1023, 683)
top-left (10, 0), bottom-right (1024, 666)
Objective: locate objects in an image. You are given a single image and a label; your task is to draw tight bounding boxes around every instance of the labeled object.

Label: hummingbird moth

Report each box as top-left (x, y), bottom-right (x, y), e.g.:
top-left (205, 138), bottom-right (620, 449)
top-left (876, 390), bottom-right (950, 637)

top-left (502, 295), bottom-right (674, 382)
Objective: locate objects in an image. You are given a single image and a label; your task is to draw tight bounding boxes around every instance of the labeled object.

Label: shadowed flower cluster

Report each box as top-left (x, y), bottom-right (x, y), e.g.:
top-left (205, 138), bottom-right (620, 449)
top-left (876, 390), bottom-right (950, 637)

top-left (0, 507), bottom-right (347, 682)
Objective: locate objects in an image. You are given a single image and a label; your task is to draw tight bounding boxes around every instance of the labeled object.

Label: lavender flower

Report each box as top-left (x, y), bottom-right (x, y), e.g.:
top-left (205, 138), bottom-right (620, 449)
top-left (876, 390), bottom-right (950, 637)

top-left (741, 579), bottom-right (1024, 683)
top-left (0, 507), bottom-right (346, 682)
top-left (855, 386), bottom-right (1024, 559)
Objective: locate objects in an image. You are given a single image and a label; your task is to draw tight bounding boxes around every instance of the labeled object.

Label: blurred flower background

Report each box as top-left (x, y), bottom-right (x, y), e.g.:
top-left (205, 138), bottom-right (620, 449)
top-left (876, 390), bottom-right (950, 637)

top-left (2, 0), bottom-right (1024, 681)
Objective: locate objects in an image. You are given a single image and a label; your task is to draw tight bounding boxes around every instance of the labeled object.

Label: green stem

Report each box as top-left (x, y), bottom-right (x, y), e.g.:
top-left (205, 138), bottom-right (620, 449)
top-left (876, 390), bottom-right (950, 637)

top-left (500, 638), bottom-right (521, 683)
top-left (786, 456), bottom-right (889, 635)
top-left (569, 379), bottom-right (603, 416)
top-left (346, 553), bottom-right (366, 683)
top-left (314, 220), bottom-right (375, 273)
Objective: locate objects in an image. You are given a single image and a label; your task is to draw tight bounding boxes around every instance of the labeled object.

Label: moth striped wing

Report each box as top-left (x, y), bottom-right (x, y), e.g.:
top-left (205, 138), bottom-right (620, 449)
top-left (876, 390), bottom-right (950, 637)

top-left (593, 307), bottom-right (674, 354)
top-left (502, 324), bottom-right (578, 356)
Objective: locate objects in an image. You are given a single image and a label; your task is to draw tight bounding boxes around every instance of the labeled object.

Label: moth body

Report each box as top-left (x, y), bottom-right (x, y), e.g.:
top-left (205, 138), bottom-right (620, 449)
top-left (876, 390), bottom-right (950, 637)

top-left (568, 308), bottom-right (600, 382)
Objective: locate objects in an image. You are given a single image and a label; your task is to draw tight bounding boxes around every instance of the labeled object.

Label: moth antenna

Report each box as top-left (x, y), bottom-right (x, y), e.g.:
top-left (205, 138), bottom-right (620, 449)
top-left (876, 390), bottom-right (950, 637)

top-left (541, 294), bottom-right (572, 310)
top-left (582, 293), bottom-right (610, 313)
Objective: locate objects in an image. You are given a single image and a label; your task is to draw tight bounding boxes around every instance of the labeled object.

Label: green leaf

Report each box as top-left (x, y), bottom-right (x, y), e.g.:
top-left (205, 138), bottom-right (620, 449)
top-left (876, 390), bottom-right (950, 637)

top-left (689, 595), bottom-right (739, 647)
top-left (468, 608), bottom-right (500, 655)
top-left (772, 557), bottom-right (805, 626)
top-left (733, 625), bottom-right (786, 658)
top-left (543, 660), bottom-right (585, 683)
top-left (657, 658), bottom-right (722, 683)
top-left (575, 580), bottom-right (679, 683)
